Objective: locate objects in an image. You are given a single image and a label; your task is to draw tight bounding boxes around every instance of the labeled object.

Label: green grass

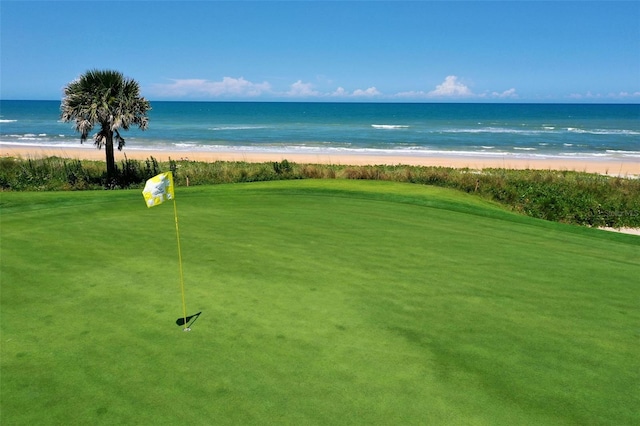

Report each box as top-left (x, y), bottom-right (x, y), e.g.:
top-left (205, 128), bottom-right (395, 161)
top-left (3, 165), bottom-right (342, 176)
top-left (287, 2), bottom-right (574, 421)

top-left (1, 180), bottom-right (638, 425)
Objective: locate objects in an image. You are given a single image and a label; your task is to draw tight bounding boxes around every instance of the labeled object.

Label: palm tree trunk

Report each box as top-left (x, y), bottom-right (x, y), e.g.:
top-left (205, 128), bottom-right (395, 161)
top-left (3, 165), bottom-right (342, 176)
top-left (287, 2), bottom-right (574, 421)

top-left (105, 130), bottom-right (116, 181)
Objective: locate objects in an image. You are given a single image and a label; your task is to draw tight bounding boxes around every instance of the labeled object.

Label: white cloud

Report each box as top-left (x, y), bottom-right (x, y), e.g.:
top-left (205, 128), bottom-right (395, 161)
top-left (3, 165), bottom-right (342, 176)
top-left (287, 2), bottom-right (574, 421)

top-left (352, 87), bottom-right (381, 97)
top-left (149, 77), bottom-right (271, 98)
top-left (331, 87), bottom-right (348, 97)
top-left (428, 76), bottom-right (473, 97)
top-left (394, 76), bottom-right (476, 99)
top-left (394, 76), bottom-right (518, 100)
top-left (393, 90), bottom-right (429, 99)
top-left (568, 91), bottom-right (600, 100)
top-left (613, 91), bottom-right (640, 98)
top-left (568, 91), bottom-right (640, 100)
top-left (287, 80), bottom-right (320, 97)
top-left (148, 74), bottom-right (526, 101)
top-left (490, 88), bottom-right (518, 99)
top-left (330, 86), bottom-right (381, 98)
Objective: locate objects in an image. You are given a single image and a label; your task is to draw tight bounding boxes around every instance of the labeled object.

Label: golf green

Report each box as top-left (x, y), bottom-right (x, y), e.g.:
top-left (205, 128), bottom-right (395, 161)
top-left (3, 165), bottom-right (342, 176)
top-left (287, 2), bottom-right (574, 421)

top-left (1, 180), bottom-right (638, 424)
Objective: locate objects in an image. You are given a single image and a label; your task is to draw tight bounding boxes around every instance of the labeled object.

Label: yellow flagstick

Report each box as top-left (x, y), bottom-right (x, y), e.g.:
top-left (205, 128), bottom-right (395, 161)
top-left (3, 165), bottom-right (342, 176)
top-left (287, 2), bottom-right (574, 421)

top-left (142, 171), bottom-right (190, 331)
top-left (172, 196), bottom-right (189, 331)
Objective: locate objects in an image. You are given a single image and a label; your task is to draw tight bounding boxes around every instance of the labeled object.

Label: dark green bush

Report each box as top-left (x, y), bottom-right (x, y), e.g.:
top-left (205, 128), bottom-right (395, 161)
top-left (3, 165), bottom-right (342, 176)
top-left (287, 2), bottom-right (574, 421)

top-left (272, 159), bottom-right (292, 175)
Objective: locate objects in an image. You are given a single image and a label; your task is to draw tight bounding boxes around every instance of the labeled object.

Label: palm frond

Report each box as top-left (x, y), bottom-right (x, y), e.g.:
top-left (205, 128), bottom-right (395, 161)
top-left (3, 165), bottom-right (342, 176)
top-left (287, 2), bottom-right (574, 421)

top-left (60, 69), bottom-right (151, 141)
top-left (114, 129), bottom-right (126, 151)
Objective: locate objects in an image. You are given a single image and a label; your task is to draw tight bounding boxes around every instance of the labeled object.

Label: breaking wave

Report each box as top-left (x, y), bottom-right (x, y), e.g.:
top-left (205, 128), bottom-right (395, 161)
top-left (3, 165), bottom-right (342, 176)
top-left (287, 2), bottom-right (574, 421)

top-left (209, 126), bottom-right (269, 131)
top-left (566, 128), bottom-right (639, 135)
top-left (371, 124), bottom-right (410, 129)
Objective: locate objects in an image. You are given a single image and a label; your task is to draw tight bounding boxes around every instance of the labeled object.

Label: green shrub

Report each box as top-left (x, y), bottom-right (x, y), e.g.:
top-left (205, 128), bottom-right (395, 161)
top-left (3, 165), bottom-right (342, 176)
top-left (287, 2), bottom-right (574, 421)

top-left (272, 159), bottom-right (292, 175)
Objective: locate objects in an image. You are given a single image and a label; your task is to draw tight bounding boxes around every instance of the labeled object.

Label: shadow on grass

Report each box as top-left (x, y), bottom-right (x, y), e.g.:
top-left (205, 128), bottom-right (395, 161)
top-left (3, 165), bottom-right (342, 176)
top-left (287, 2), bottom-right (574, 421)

top-left (176, 311), bottom-right (202, 328)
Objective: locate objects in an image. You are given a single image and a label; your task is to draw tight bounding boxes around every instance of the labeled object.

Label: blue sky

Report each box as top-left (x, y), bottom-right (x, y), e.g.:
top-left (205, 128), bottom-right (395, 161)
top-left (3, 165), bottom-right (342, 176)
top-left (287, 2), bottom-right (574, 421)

top-left (1, 1), bottom-right (639, 102)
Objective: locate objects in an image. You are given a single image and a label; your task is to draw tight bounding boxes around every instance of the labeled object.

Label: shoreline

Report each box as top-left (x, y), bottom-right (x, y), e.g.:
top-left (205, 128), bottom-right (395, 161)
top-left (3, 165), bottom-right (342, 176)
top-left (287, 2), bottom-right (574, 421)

top-left (2, 144), bottom-right (639, 176)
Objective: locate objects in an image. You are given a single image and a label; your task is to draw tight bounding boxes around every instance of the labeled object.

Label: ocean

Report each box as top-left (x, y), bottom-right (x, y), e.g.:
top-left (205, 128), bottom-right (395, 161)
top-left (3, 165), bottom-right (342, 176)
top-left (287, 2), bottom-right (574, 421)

top-left (1, 100), bottom-right (639, 160)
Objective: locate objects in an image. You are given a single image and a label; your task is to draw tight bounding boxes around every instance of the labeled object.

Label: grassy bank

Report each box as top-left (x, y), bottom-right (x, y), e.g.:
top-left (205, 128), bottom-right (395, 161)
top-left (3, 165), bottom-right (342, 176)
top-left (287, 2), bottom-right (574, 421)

top-left (0, 155), bottom-right (639, 228)
top-left (1, 180), bottom-right (638, 424)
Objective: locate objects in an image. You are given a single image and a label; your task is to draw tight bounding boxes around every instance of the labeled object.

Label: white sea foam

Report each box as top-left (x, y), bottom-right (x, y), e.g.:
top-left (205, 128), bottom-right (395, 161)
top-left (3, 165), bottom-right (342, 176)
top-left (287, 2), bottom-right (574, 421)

top-left (159, 143), bottom-right (575, 160)
top-left (0, 140), bottom-right (93, 149)
top-left (606, 150), bottom-right (640, 154)
top-left (209, 126), bottom-right (268, 131)
top-left (446, 126), bottom-right (638, 136)
top-left (591, 129), bottom-right (640, 135)
top-left (606, 150), bottom-right (640, 158)
top-left (0, 119), bottom-right (17, 123)
top-left (444, 127), bottom-right (541, 135)
top-left (371, 124), bottom-right (409, 129)
top-left (566, 128), bottom-right (639, 135)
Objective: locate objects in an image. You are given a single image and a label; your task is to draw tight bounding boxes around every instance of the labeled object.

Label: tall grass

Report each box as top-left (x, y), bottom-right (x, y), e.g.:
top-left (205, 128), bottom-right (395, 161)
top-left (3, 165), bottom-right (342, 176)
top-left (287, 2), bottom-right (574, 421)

top-left (1, 155), bottom-right (638, 228)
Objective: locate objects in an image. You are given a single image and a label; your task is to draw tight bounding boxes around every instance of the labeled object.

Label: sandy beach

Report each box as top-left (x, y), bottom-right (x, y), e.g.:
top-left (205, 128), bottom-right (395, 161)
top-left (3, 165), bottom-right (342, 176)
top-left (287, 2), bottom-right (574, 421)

top-left (2, 144), bottom-right (639, 176)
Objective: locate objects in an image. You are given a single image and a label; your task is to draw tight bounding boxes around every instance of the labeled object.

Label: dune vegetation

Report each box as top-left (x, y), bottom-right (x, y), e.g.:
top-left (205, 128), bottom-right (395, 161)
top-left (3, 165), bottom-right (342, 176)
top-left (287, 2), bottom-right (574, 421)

top-left (0, 155), bottom-right (638, 229)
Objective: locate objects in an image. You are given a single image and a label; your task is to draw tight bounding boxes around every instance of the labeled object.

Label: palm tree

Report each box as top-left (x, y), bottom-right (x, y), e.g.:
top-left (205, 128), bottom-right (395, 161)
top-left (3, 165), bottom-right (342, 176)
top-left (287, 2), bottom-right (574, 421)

top-left (61, 69), bottom-right (151, 180)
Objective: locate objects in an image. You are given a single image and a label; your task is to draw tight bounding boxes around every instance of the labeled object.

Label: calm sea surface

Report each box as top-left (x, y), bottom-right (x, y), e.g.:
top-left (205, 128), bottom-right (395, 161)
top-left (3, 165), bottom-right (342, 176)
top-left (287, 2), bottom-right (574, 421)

top-left (1, 100), bottom-right (639, 159)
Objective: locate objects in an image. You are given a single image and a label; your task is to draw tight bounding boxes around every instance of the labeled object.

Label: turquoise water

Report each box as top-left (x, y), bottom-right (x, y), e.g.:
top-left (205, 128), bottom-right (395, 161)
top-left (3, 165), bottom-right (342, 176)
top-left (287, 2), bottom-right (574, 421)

top-left (1, 100), bottom-right (639, 159)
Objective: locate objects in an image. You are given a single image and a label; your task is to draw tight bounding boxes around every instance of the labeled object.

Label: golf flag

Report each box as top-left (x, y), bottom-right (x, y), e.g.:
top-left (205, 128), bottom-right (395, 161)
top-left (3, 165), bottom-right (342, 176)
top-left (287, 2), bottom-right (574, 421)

top-left (141, 171), bottom-right (190, 330)
top-left (142, 172), bottom-right (174, 207)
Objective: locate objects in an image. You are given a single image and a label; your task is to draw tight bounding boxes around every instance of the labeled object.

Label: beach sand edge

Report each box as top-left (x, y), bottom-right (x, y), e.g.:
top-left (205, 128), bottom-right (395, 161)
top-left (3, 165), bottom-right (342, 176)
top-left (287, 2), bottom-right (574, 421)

top-left (2, 145), bottom-right (639, 176)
